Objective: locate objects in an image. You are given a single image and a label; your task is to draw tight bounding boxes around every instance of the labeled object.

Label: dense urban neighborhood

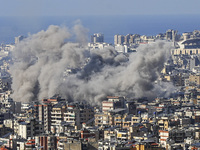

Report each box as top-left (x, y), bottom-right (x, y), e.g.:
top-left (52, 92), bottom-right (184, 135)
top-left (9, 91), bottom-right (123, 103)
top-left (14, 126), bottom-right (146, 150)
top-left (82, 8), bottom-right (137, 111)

top-left (1, 29), bottom-right (200, 150)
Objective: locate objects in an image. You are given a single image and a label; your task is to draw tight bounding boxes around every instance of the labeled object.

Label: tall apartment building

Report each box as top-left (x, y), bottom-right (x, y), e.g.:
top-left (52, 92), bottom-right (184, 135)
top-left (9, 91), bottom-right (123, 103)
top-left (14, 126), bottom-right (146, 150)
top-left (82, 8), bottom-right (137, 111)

top-left (102, 96), bottom-right (126, 112)
top-left (35, 97), bottom-right (94, 132)
top-left (63, 104), bottom-right (81, 129)
top-left (18, 118), bottom-right (43, 139)
top-left (114, 34), bottom-right (141, 45)
top-left (159, 130), bottom-right (169, 148)
top-left (63, 102), bottom-right (94, 129)
top-left (114, 35), bottom-right (125, 45)
top-left (35, 101), bottom-right (95, 131)
top-left (124, 34), bottom-right (132, 44)
top-left (34, 103), bottom-right (52, 133)
top-left (166, 29), bottom-right (177, 41)
top-left (51, 102), bottom-right (66, 126)
top-left (35, 135), bottom-right (57, 150)
top-left (95, 112), bottom-right (114, 127)
top-left (91, 33), bottom-right (104, 43)
top-left (114, 114), bottom-right (132, 128)
top-left (34, 96), bottom-right (64, 133)
top-left (118, 35), bottom-right (124, 45)
top-left (95, 108), bottom-right (132, 127)
top-left (15, 35), bottom-right (24, 44)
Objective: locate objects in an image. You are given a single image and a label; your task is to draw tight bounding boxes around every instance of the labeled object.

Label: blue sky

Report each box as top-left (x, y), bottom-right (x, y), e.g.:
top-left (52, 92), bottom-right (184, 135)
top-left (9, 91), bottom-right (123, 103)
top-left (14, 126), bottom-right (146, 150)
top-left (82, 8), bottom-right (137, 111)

top-left (1, 0), bottom-right (200, 16)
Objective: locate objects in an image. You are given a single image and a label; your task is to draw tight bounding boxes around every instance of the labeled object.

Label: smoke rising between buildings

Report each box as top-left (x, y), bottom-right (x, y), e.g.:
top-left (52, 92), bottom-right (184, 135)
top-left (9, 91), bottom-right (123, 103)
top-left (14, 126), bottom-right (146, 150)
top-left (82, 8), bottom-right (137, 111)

top-left (10, 24), bottom-right (175, 105)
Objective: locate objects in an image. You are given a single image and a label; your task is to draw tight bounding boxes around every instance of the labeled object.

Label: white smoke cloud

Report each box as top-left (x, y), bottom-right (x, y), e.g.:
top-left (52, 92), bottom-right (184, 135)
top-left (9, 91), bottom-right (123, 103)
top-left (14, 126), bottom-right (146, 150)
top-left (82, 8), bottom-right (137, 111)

top-left (10, 24), bottom-right (175, 104)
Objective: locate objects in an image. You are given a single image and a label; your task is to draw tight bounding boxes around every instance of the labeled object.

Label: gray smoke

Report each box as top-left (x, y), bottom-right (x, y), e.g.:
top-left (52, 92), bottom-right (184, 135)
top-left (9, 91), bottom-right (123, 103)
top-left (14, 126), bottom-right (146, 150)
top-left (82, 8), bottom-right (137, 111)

top-left (11, 25), bottom-right (175, 104)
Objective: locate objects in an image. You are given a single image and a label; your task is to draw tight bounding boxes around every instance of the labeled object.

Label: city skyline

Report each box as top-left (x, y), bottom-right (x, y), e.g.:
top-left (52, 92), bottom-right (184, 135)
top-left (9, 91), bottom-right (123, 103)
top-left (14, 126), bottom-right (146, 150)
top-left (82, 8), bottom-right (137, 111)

top-left (1, 1), bottom-right (200, 149)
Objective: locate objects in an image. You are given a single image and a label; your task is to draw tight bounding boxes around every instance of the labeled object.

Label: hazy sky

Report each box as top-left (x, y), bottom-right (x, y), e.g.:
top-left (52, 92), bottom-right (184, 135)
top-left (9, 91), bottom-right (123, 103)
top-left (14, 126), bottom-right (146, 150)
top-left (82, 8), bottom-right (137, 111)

top-left (1, 0), bottom-right (200, 16)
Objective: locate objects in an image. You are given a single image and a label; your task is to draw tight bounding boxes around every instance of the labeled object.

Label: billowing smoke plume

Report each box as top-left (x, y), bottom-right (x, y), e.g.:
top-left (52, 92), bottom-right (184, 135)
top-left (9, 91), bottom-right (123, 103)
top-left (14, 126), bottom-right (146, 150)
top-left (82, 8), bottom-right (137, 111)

top-left (11, 24), bottom-right (175, 104)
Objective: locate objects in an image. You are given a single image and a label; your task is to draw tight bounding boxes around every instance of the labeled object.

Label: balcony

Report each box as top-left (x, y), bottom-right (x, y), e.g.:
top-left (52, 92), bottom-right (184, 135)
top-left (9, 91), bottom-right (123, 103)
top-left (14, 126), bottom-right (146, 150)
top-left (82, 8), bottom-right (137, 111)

top-left (51, 112), bottom-right (62, 115)
top-left (51, 115), bottom-right (62, 118)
